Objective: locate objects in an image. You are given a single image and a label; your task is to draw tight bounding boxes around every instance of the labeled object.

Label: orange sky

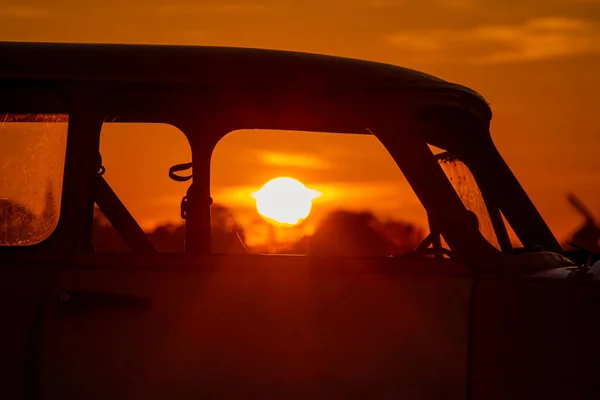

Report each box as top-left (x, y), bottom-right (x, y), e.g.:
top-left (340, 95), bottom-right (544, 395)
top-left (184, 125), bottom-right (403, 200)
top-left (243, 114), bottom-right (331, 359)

top-left (3, 0), bottom-right (600, 242)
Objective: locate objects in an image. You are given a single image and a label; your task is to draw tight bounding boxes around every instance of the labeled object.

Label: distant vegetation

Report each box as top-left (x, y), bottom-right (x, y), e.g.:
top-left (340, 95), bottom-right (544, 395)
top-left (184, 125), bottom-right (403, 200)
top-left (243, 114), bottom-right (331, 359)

top-left (92, 203), bottom-right (425, 256)
top-left (5, 195), bottom-right (597, 255)
top-left (0, 185), bottom-right (57, 245)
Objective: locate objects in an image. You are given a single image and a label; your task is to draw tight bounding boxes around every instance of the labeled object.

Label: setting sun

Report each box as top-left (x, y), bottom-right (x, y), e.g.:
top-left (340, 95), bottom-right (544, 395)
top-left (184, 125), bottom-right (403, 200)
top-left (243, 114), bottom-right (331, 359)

top-left (251, 177), bottom-right (321, 225)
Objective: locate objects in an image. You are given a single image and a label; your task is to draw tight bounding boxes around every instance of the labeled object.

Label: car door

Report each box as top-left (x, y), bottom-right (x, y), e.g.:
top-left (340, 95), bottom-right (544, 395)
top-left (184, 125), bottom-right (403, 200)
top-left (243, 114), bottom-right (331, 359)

top-left (472, 268), bottom-right (600, 400)
top-left (34, 82), bottom-right (475, 399)
top-left (38, 254), bottom-right (472, 399)
top-left (0, 260), bottom-right (54, 400)
top-left (0, 90), bottom-right (70, 399)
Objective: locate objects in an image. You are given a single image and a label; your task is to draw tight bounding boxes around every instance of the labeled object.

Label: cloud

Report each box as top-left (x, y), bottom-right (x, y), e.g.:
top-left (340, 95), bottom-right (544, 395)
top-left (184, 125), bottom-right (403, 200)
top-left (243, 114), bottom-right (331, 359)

top-left (155, 3), bottom-right (268, 15)
top-left (259, 151), bottom-right (329, 169)
top-left (2, 6), bottom-right (49, 19)
top-left (385, 17), bottom-right (600, 64)
top-left (371, 0), bottom-right (477, 9)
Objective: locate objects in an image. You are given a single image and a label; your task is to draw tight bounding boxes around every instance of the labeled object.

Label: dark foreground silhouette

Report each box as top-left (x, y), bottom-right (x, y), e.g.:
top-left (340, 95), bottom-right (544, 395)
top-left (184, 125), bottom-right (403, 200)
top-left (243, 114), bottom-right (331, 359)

top-left (91, 204), bottom-right (423, 256)
top-left (92, 204), bottom-right (248, 253)
top-left (2, 191), bottom-right (595, 256)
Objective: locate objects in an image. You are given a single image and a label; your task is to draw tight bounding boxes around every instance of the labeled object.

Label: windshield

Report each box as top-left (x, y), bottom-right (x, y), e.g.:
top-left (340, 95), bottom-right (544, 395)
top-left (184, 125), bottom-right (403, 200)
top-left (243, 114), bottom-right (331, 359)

top-left (435, 151), bottom-right (501, 250)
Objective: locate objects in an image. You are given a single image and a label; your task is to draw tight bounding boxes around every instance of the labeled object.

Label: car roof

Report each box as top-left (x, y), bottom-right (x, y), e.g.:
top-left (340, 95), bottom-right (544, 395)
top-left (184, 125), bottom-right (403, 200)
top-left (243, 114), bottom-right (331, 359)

top-left (0, 42), bottom-right (491, 121)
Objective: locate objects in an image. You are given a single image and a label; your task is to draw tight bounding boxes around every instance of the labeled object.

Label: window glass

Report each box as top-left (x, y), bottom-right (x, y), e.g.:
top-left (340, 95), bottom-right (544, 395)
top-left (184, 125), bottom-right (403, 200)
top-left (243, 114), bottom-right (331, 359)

top-left (436, 152), bottom-right (500, 249)
top-left (211, 129), bottom-right (427, 256)
top-left (92, 122), bottom-right (190, 252)
top-left (0, 113), bottom-right (68, 246)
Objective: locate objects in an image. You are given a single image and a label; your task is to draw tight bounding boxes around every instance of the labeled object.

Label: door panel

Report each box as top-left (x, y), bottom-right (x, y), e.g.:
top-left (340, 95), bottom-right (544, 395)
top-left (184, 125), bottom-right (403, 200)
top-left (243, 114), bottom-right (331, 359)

top-left (0, 265), bottom-right (51, 400)
top-left (471, 276), bottom-right (597, 400)
top-left (39, 256), bottom-right (471, 399)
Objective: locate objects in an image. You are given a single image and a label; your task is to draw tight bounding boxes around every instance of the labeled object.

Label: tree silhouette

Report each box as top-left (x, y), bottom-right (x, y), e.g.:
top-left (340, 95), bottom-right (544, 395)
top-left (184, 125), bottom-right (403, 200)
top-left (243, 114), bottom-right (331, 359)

top-left (308, 210), bottom-right (388, 256)
top-left (0, 185), bottom-right (59, 245)
top-left (0, 198), bottom-right (37, 245)
top-left (302, 210), bottom-right (423, 257)
top-left (91, 207), bottom-right (129, 252)
top-left (148, 224), bottom-right (186, 253)
top-left (379, 219), bottom-right (425, 255)
top-left (210, 204), bottom-right (248, 254)
top-left (90, 203), bottom-right (248, 253)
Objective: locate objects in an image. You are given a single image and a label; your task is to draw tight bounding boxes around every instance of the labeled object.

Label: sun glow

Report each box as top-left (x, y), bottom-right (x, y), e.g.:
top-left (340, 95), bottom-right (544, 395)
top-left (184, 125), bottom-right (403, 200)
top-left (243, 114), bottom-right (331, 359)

top-left (251, 177), bottom-right (321, 225)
